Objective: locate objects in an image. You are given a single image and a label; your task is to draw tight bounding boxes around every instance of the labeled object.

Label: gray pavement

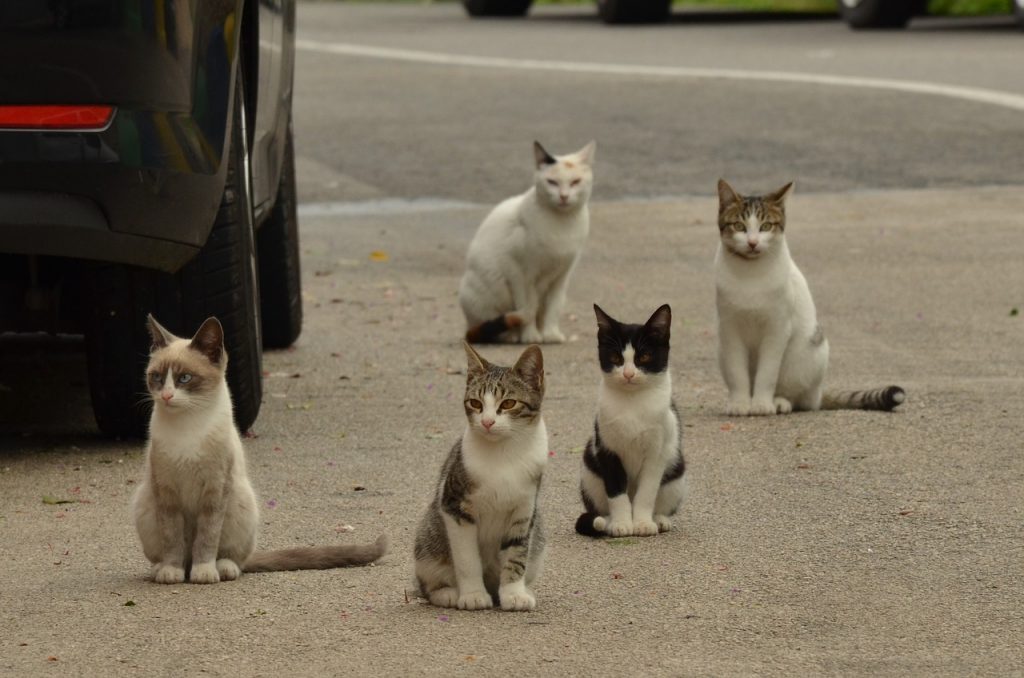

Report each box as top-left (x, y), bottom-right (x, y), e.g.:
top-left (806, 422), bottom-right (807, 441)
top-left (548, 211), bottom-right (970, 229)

top-left (2, 3), bottom-right (1024, 676)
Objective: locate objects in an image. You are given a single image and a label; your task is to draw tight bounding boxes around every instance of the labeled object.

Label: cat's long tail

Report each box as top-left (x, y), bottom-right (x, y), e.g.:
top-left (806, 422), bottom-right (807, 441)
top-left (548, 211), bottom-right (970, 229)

top-left (465, 313), bottom-right (522, 344)
top-left (242, 534), bottom-right (389, 572)
top-left (821, 386), bottom-right (906, 411)
top-left (574, 512), bottom-right (607, 538)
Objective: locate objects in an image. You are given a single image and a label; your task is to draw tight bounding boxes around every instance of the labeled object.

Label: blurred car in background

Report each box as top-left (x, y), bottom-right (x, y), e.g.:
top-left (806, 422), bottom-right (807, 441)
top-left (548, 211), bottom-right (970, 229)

top-left (463, 0), bottom-right (1023, 28)
top-left (0, 0), bottom-right (301, 437)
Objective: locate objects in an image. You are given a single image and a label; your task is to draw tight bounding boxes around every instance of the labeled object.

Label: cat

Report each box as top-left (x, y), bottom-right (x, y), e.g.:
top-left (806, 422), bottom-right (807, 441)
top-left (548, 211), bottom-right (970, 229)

top-left (414, 343), bottom-right (548, 611)
top-left (459, 140), bottom-right (596, 345)
top-left (133, 314), bottom-right (388, 584)
top-left (714, 179), bottom-right (905, 416)
top-left (576, 304), bottom-right (687, 538)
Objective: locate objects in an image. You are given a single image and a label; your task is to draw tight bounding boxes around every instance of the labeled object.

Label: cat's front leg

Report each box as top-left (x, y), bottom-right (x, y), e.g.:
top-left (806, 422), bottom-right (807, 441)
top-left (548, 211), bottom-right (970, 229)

top-left (537, 260), bottom-right (576, 344)
top-left (719, 323), bottom-right (752, 415)
top-left (153, 505), bottom-right (187, 585)
top-left (190, 482), bottom-right (229, 584)
top-left (750, 323), bottom-right (791, 416)
top-left (497, 513), bottom-right (537, 611)
top-left (441, 513), bottom-right (492, 610)
top-left (630, 462), bottom-right (664, 537)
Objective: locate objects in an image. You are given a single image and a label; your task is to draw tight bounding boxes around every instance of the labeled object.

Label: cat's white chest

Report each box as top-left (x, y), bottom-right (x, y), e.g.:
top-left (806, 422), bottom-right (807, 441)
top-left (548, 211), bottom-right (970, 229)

top-left (597, 384), bottom-right (674, 472)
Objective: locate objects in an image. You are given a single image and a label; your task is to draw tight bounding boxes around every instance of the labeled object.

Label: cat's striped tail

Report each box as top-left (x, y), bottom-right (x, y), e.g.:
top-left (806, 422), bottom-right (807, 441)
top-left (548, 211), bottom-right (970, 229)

top-left (242, 534), bottom-right (389, 572)
top-left (821, 386), bottom-right (906, 411)
top-left (574, 512), bottom-right (606, 538)
top-left (465, 313), bottom-right (522, 344)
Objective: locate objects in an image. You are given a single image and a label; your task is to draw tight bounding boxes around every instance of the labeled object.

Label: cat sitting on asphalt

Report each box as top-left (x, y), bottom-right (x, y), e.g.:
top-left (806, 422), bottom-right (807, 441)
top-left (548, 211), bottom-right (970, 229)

top-left (459, 140), bottom-right (595, 345)
top-left (133, 315), bottom-right (388, 584)
top-left (714, 179), bottom-right (905, 416)
top-left (576, 304), bottom-right (688, 538)
top-left (415, 343), bottom-right (548, 611)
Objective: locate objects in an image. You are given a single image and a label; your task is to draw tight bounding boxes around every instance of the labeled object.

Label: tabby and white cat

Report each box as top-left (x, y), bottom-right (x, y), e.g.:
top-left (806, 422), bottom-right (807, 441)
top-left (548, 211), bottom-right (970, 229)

top-left (133, 315), bottom-right (388, 584)
top-left (459, 140), bottom-right (596, 344)
top-left (576, 305), bottom-right (687, 538)
top-left (415, 343), bottom-right (547, 611)
top-left (715, 179), bottom-right (905, 415)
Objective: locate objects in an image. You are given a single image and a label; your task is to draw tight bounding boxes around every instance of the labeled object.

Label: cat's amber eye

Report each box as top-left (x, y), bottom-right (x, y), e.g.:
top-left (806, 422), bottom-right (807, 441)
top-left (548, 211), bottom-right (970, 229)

top-left (731, 223), bottom-right (745, 232)
top-left (546, 179), bottom-right (558, 187)
top-left (760, 223), bottom-right (774, 232)
top-left (570, 179), bottom-right (581, 187)
top-left (177, 374), bottom-right (192, 384)
top-left (499, 399), bottom-right (517, 411)
top-left (466, 398), bottom-right (483, 411)
top-left (637, 353), bottom-right (651, 364)
top-left (610, 354), bottom-right (624, 366)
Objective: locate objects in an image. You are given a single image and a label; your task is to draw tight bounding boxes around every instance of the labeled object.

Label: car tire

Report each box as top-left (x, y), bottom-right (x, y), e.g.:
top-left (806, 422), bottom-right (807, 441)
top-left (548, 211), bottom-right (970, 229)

top-left (84, 67), bottom-right (263, 438)
top-left (257, 124), bottom-right (303, 349)
top-left (837, 0), bottom-right (917, 29)
top-left (462, 0), bottom-right (532, 17)
top-left (597, 0), bottom-right (671, 24)
top-left (1015, 0), bottom-right (1024, 29)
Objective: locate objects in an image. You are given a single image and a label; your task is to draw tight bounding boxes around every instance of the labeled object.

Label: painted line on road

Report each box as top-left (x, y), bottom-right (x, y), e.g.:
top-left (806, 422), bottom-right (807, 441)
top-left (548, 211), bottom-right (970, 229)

top-left (297, 39), bottom-right (1024, 113)
top-left (298, 197), bottom-right (481, 218)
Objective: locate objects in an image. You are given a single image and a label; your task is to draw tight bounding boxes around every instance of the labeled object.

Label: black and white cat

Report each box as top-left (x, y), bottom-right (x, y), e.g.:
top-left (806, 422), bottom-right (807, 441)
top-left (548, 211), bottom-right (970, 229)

top-left (576, 305), bottom-right (687, 538)
top-left (415, 343), bottom-right (548, 611)
top-left (715, 179), bottom-right (905, 415)
top-left (459, 140), bottom-right (595, 344)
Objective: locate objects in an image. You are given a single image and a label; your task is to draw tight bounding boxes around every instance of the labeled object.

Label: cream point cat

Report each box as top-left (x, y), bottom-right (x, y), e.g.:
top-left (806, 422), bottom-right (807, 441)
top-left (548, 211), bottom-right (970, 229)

top-left (714, 179), bottom-right (905, 416)
top-left (459, 140), bottom-right (595, 344)
top-left (133, 314), bottom-right (387, 584)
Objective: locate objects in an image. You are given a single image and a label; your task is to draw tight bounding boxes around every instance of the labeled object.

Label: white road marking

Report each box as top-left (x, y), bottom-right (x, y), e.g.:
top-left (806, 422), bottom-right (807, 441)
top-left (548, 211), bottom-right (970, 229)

top-left (297, 39), bottom-right (1024, 113)
top-left (298, 197), bottom-right (480, 217)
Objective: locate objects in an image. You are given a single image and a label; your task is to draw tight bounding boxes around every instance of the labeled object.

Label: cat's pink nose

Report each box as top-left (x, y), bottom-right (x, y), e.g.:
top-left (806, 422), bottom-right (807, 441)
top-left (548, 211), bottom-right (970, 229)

top-left (481, 418), bottom-right (495, 430)
top-left (559, 194), bottom-right (569, 203)
top-left (161, 392), bottom-right (174, 402)
top-left (623, 369), bottom-right (636, 381)
top-left (747, 241), bottom-right (758, 250)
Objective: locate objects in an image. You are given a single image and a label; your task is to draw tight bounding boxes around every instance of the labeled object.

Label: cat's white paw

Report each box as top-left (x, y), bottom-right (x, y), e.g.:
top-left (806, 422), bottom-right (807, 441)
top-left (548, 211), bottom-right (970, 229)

top-left (216, 558), bottom-right (241, 581)
top-left (429, 587), bottom-right (459, 608)
top-left (655, 515), bottom-right (673, 533)
top-left (606, 519), bottom-right (633, 537)
top-left (724, 398), bottom-right (751, 416)
top-left (189, 562), bottom-right (220, 585)
top-left (153, 564), bottom-right (186, 585)
top-left (748, 398), bottom-right (777, 416)
top-left (499, 589), bottom-right (537, 612)
top-left (633, 519), bottom-right (659, 537)
top-left (541, 329), bottom-right (566, 344)
top-left (457, 589), bottom-right (494, 611)
top-left (774, 397), bottom-right (793, 414)
top-left (519, 326), bottom-right (543, 344)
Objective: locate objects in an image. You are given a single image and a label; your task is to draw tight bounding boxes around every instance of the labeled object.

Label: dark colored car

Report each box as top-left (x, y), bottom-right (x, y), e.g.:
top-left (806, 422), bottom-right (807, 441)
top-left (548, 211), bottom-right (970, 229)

top-left (0, 0), bottom-right (301, 437)
top-left (464, 0), bottom-right (1024, 28)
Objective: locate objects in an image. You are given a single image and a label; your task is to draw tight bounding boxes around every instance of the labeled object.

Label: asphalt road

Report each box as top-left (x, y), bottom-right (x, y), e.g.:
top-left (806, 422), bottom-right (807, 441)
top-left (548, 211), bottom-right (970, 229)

top-left (2, 3), bottom-right (1023, 677)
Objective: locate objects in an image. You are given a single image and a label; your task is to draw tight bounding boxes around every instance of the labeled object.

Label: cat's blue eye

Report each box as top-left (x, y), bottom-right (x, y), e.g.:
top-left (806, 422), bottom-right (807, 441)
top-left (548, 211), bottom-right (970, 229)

top-left (760, 223), bottom-right (774, 232)
top-left (149, 373), bottom-right (162, 383)
top-left (177, 374), bottom-right (192, 384)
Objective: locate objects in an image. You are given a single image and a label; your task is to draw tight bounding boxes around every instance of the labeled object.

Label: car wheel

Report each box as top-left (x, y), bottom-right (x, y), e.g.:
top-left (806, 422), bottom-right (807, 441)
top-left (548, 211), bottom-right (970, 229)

top-left (837, 0), bottom-right (917, 29)
top-left (1015, 0), bottom-right (1024, 29)
top-left (84, 66), bottom-right (263, 438)
top-left (257, 124), bottom-right (303, 349)
top-left (597, 0), bottom-right (671, 24)
top-left (462, 0), bottom-right (532, 17)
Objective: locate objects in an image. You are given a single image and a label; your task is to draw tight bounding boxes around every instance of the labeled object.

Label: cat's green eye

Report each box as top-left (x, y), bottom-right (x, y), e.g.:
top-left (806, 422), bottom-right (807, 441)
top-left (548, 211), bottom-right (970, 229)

top-left (499, 399), bottom-right (517, 411)
top-left (466, 398), bottom-right (483, 411)
top-left (760, 223), bottom-right (774, 232)
top-left (731, 223), bottom-right (745, 232)
top-left (178, 374), bottom-right (192, 384)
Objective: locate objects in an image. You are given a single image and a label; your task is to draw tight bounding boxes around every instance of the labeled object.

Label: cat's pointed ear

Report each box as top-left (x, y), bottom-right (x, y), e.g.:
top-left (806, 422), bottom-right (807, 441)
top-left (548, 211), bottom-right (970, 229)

top-left (766, 181), bottom-right (794, 205)
top-left (575, 140), bottom-right (596, 166)
top-left (190, 317), bottom-right (225, 365)
top-left (717, 179), bottom-right (741, 211)
top-left (644, 304), bottom-right (672, 341)
top-left (513, 345), bottom-right (545, 394)
top-left (594, 303), bottom-right (617, 334)
top-left (146, 314), bottom-right (177, 351)
top-left (534, 141), bottom-right (557, 168)
top-left (463, 341), bottom-right (491, 376)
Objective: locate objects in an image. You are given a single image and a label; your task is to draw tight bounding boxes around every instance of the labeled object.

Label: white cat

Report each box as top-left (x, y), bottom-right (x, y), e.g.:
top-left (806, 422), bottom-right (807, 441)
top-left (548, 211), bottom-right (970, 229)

top-left (459, 140), bottom-right (595, 344)
top-left (714, 179), bottom-right (905, 416)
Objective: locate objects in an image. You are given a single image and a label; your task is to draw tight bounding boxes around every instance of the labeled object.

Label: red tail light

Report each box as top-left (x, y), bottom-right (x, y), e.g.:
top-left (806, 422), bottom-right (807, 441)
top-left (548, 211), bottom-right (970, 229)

top-left (0, 105), bottom-right (115, 131)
